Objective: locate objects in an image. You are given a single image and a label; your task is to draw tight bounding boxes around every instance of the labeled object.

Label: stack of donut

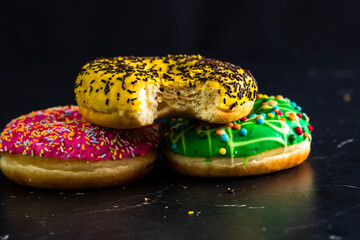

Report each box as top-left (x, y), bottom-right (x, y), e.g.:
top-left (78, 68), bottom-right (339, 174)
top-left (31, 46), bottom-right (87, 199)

top-left (0, 54), bottom-right (312, 189)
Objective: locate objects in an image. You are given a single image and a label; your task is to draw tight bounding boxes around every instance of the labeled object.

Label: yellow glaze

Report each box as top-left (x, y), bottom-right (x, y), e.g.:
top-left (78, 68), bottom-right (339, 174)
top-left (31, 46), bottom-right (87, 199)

top-left (74, 55), bottom-right (258, 112)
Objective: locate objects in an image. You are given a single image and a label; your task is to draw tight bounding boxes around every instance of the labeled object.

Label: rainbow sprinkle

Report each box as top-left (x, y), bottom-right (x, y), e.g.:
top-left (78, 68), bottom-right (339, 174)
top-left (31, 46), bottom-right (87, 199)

top-left (0, 106), bottom-right (160, 161)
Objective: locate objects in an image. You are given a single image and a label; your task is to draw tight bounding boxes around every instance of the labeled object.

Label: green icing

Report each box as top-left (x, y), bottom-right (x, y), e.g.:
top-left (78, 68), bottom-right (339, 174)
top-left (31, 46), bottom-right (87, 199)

top-left (163, 95), bottom-right (313, 158)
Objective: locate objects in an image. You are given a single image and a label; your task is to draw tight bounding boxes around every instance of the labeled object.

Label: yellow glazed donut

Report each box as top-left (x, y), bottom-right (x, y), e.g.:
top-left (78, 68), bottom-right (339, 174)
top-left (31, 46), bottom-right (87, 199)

top-left (74, 55), bottom-right (258, 129)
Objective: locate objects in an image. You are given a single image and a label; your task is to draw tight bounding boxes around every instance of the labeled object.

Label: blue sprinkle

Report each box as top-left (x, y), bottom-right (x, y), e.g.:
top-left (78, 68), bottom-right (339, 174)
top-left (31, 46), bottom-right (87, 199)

top-left (290, 101), bottom-right (297, 107)
top-left (171, 143), bottom-right (177, 150)
top-left (239, 128), bottom-right (247, 136)
top-left (220, 134), bottom-right (229, 142)
top-left (101, 153), bottom-right (106, 158)
top-left (248, 114), bottom-right (256, 118)
top-left (295, 106), bottom-right (302, 111)
top-left (90, 140), bottom-right (100, 144)
top-left (260, 113), bottom-right (266, 118)
top-left (272, 106), bottom-right (279, 110)
top-left (256, 118), bottom-right (264, 124)
top-left (131, 153), bottom-right (135, 158)
top-left (270, 111), bottom-right (276, 115)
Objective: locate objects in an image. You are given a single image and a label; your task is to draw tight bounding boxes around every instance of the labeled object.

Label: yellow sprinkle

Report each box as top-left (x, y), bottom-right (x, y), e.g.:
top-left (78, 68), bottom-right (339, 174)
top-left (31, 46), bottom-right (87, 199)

top-left (267, 113), bottom-right (274, 118)
top-left (188, 211), bottom-right (194, 215)
top-left (82, 144), bottom-right (85, 150)
top-left (219, 148), bottom-right (226, 155)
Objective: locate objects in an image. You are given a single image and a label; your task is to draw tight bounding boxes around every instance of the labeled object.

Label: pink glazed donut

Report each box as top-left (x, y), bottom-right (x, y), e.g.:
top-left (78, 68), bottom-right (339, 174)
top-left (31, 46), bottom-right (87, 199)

top-left (0, 106), bottom-right (160, 189)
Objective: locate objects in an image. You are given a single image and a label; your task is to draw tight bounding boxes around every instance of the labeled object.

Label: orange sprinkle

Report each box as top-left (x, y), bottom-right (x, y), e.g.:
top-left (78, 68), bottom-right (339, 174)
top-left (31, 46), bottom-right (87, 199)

top-left (256, 115), bottom-right (263, 119)
top-left (280, 118), bottom-right (286, 121)
top-left (304, 133), bottom-right (309, 138)
top-left (216, 130), bottom-right (223, 136)
top-left (276, 95), bottom-right (284, 100)
top-left (226, 122), bottom-right (234, 128)
top-left (233, 123), bottom-right (241, 130)
top-left (288, 115), bottom-right (296, 121)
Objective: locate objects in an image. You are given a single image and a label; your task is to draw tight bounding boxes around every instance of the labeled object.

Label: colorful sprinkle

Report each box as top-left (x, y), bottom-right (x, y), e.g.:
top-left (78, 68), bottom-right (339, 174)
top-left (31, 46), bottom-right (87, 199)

top-left (308, 125), bottom-right (313, 131)
top-left (233, 123), bottom-right (241, 130)
top-left (256, 118), bottom-right (264, 124)
top-left (0, 106), bottom-right (160, 161)
top-left (216, 130), bottom-right (224, 136)
top-left (267, 113), bottom-right (274, 118)
top-left (239, 128), bottom-right (247, 136)
top-left (240, 117), bottom-right (248, 122)
top-left (289, 134), bottom-right (296, 143)
top-left (220, 134), bottom-right (229, 142)
top-left (226, 122), bottom-right (234, 128)
top-left (294, 126), bottom-right (303, 135)
top-left (219, 148), bottom-right (226, 155)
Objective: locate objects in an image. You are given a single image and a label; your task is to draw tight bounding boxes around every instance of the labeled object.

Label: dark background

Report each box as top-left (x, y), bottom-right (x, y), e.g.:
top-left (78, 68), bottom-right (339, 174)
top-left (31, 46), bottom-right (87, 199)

top-left (0, 1), bottom-right (360, 239)
top-left (0, 0), bottom-right (359, 128)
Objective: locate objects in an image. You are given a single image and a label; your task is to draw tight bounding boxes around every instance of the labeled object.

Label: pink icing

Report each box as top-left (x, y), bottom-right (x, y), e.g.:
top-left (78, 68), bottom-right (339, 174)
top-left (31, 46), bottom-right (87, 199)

top-left (0, 106), bottom-right (160, 161)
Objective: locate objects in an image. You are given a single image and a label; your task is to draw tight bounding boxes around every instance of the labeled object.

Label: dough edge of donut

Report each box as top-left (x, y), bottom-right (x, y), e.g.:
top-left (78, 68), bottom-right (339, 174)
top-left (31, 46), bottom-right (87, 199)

top-left (78, 100), bottom-right (255, 129)
top-left (0, 151), bottom-right (157, 189)
top-left (163, 140), bottom-right (311, 177)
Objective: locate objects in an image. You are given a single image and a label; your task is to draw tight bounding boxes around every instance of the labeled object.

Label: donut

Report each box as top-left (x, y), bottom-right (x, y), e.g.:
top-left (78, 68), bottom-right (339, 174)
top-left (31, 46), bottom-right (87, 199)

top-left (0, 106), bottom-right (160, 189)
top-left (74, 54), bottom-right (258, 129)
top-left (162, 94), bottom-right (313, 177)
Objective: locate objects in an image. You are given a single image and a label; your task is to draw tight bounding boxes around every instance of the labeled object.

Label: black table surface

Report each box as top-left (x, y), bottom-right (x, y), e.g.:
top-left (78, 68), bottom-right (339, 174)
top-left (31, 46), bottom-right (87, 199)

top-left (0, 58), bottom-right (359, 240)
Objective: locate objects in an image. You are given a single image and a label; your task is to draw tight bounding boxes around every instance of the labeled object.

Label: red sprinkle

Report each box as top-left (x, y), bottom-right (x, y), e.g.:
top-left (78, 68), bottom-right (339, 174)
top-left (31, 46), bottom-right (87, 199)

top-left (294, 126), bottom-right (303, 135)
top-left (297, 113), bottom-right (302, 118)
top-left (277, 111), bottom-right (283, 116)
top-left (308, 125), bottom-right (313, 132)
top-left (240, 117), bottom-right (248, 122)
